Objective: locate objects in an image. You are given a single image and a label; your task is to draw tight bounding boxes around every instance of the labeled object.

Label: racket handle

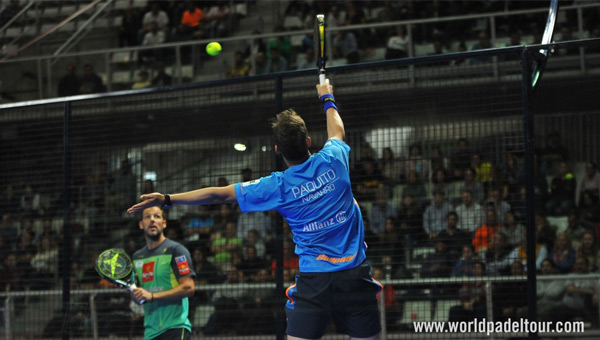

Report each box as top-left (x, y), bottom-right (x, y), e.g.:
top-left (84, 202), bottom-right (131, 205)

top-left (319, 72), bottom-right (325, 85)
top-left (128, 283), bottom-right (146, 304)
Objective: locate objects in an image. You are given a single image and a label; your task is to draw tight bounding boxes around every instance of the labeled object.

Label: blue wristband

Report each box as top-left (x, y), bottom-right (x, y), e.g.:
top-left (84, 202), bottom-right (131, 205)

top-left (323, 100), bottom-right (338, 113)
top-left (320, 94), bottom-right (337, 113)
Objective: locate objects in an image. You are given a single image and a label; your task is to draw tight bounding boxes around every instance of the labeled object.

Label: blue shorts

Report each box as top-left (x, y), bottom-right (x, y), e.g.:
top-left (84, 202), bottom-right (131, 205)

top-left (285, 262), bottom-right (382, 339)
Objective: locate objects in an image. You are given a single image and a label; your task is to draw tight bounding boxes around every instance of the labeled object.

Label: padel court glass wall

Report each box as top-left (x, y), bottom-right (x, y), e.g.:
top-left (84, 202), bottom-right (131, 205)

top-left (0, 40), bottom-right (599, 339)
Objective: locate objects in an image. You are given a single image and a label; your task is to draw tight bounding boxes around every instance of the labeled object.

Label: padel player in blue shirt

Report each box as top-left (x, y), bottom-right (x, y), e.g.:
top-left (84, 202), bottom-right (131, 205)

top-left (128, 79), bottom-right (382, 340)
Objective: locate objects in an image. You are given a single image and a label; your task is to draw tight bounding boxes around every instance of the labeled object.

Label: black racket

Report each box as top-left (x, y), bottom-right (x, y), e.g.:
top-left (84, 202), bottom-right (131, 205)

top-left (96, 248), bottom-right (145, 304)
top-left (314, 14), bottom-right (326, 85)
top-left (531, 0), bottom-right (559, 89)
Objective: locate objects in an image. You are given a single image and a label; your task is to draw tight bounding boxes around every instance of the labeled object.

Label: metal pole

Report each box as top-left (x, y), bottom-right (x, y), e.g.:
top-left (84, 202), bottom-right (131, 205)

top-left (4, 297), bottom-right (11, 340)
top-left (37, 58), bottom-right (43, 99)
top-left (379, 288), bottom-right (387, 339)
top-left (61, 101), bottom-right (72, 340)
top-left (90, 294), bottom-right (98, 340)
top-left (577, 8), bottom-right (586, 73)
top-left (521, 47), bottom-right (538, 340)
top-left (274, 75), bottom-right (285, 340)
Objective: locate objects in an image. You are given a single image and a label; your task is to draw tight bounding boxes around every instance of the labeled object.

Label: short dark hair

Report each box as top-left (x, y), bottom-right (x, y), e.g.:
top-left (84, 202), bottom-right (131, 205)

top-left (271, 109), bottom-right (309, 162)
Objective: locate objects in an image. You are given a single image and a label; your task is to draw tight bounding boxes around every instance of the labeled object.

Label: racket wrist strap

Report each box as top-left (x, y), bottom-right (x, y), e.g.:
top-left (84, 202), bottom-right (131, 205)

top-left (320, 94), bottom-right (337, 113)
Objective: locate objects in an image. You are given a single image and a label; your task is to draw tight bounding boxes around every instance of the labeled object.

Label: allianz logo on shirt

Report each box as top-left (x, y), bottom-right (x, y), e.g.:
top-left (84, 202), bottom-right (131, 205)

top-left (302, 211), bottom-right (346, 232)
top-left (292, 169), bottom-right (337, 200)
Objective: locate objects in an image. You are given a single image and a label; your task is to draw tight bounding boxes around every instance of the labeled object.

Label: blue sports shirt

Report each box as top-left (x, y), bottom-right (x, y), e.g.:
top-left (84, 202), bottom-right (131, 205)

top-left (234, 139), bottom-right (366, 272)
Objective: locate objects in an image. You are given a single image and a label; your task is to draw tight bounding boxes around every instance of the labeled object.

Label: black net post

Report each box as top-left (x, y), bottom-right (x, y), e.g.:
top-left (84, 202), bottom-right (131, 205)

top-left (61, 100), bottom-right (72, 340)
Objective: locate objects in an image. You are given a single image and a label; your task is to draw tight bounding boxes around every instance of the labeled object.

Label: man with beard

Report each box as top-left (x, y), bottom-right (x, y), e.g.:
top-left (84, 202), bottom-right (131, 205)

top-left (130, 206), bottom-right (196, 340)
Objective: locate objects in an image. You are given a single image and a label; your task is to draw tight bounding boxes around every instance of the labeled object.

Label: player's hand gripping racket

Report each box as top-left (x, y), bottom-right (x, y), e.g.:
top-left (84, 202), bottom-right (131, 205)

top-left (314, 14), bottom-right (326, 85)
top-left (96, 248), bottom-right (145, 304)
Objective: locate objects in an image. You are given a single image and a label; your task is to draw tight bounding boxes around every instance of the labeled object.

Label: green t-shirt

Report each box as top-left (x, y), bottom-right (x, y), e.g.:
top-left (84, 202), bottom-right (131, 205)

top-left (132, 239), bottom-right (196, 339)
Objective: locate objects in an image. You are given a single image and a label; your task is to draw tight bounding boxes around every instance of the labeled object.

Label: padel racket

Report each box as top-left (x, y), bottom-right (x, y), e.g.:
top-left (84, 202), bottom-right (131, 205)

top-left (531, 0), bottom-right (559, 89)
top-left (96, 248), bottom-right (145, 304)
top-left (314, 14), bottom-right (326, 85)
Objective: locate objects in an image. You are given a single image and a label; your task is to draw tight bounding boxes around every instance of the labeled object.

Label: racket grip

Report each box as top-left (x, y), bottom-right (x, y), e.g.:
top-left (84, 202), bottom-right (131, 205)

top-left (319, 72), bottom-right (325, 85)
top-left (128, 283), bottom-right (146, 304)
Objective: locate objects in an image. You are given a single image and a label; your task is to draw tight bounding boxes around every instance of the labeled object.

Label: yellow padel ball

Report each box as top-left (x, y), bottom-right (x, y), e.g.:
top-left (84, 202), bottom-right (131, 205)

top-left (206, 42), bottom-right (222, 56)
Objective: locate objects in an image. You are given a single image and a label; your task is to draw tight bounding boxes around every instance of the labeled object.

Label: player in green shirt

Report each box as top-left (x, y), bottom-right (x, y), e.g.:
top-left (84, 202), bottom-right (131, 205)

top-left (131, 206), bottom-right (196, 340)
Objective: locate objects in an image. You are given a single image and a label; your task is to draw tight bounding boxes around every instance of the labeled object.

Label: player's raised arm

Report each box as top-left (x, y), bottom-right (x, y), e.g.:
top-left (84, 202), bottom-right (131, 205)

top-left (316, 78), bottom-right (345, 141)
top-left (127, 184), bottom-right (237, 213)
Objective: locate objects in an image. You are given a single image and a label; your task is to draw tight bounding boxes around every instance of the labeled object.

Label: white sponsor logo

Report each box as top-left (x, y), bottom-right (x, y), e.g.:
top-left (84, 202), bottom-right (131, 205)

top-left (335, 211), bottom-right (347, 223)
top-left (302, 217), bottom-right (335, 232)
top-left (291, 170), bottom-right (337, 199)
top-left (135, 260), bottom-right (144, 268)
top-left (242, 179), bottom-right (260, 186)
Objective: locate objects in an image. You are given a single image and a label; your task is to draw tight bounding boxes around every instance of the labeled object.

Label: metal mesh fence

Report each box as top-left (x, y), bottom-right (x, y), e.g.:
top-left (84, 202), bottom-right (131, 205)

top-left (0, 41), bottom-right (599, 339)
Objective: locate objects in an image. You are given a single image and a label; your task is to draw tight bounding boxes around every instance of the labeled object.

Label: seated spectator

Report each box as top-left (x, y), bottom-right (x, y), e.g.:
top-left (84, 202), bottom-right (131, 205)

top-left (237, 211), bottom-right (271, 240)
top-left (452, 245), bottom-right (477, 277)
top-left (374, 217), bottom-right (403, 264)
top-left (296, 47), bottom-right (315, 70)
top-left (508, 227), bottom-right (548, 271)
top-left (151, 63), bottom-right (172, 87)
top-left (535, 212), bottom-right (557, 250)
top-left (140, 22), bottom-right (166, 65)
top-left (470, 31), bottom-right (493, 64)
top-left (471, 153), bottom-right (492, 183)
top-left (266, 25), bottom-right (292, 62)
top-left (226, 51), bottom-right (250, 78)
top-left (240, 245), bottom-right (268, 280)
top-left (398, 193), bottom-right (426, 247)
top-left (354, 156), bottom-right (384, 202)
top-left (540, 131), bottom-right (569, 177)
top-left (203, 265), bottom-right (247, 336)
top-left (243, 229), bottom-right (266, 260)
top-left (57, 63), bottom-right (80, 97)
top-left (420, 238), bottom-right (454, 277)
top-left (250, 51), bottom-right (268, 75)
top-left (484, 233), bottom-right (514, 275)
top-left (501, 151), bottom-right (524, 199)
top-left (437, 212), bottom-right (470, 258)
top-left (403, 144), bottom-right (430, 182)
top-left (210, 221), bottom-right (243, 267)
top-left (580, 191), bottom-right (600, 227)
top-left (79, 64), bottom-right (106, 94)
top-left (177, 1), bottom-right (204, 40)
top-left (132, 70), bottom-right (151, 89)
top-left (20, 184), bottom-right (41, 218)
top-left (380, 147), bottom-right (402, 188)
top-left (501, 210), bottom-right (525, 249)
top-left (333, 30), bottom-right (360, 64)
top-left (118, 7), bottom-right (142, 47)
top-left (494, 261), bottom-right (527, 321)
top-left (576, 231), bottom-right (597, 272)
top-left (483, 187), bottom-right (511, 225)
top-left (551, 233), bottom-right (576, 273)
top-left (431, 168), bottom-right (450, 198)
top-left (140, 3), bottom-right (169, 42)
top-left (450, 138), bottom-right (473, 181)
top-left (404, 174), bottom-right (428, 212)
top-left (423, 190), bottom-right (454, 240)
top-left (271, 241), bottom-right (298, 275)
top-left (472, 209), bottom-right (501, 254)
top-left (564, 211), bottom-right (588, 247)
top-left (369, 190), bottom-right (398, 235)
top-left (244, 30), bottom-right (266, 61)
top-left (0, 253), bottom-right (25, 291)
top-left (371, 266), bottom-right (401, 332)
top-left (537, 259), bottom-right (564, 321)
top-left (455, 189), bottom-right (484, 234)
top-left (449, 261), bottom-right (487, 322)
top-left (204, 1), bottom-right (230, 39)
top-left (545, 161), bottom-right (576, 216)
top-left (385, 24), bottom-right (409, 60)
top-left (30, 236), bottom-right (59, 290)
top-left (552, 256), bottom-right (597, 324)
top-left (459, 168), bottom-right (485, 205)
top-left (429, 146), bottom-right (449, 178)
top-left (265, 47), bottom-right (289, 73)
top-left (576, 162), bottom-right (600, 207)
